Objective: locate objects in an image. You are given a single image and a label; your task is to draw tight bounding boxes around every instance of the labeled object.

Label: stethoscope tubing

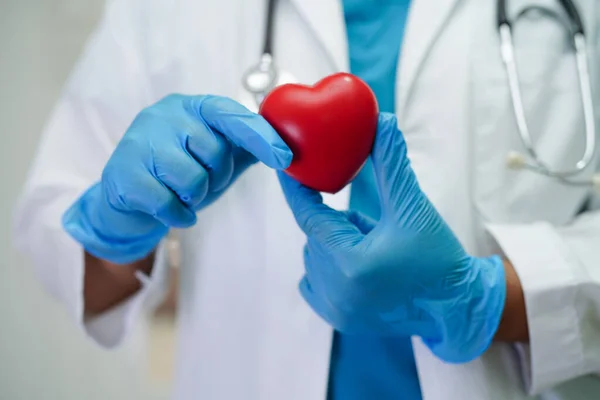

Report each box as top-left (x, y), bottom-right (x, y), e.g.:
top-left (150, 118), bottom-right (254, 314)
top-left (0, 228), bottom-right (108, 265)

top-left (499, 0), bottom-right (597, 184)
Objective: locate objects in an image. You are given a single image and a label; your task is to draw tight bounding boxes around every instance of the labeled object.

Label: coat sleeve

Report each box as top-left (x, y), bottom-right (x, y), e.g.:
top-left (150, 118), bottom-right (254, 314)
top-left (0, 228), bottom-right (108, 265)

top-left (486, 209), bottom-right (600, 395)
top-left (12, 0), bottom-right (170, 348)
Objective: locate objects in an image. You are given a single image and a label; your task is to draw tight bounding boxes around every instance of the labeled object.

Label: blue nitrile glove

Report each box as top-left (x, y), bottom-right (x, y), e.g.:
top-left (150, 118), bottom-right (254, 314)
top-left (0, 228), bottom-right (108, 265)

top-left (63, 95), bottom-right (292, 264)
top-left (278, 112), bottom-right (506, 363)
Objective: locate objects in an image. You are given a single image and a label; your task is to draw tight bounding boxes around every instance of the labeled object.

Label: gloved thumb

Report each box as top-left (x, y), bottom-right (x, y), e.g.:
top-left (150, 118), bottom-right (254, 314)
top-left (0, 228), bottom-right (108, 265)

top-left (278, 171), bottom-right (362, 249)
top-left (371, 113), bottom-right (423, 221)
top-left (343, 210), bottom-right (376, 235)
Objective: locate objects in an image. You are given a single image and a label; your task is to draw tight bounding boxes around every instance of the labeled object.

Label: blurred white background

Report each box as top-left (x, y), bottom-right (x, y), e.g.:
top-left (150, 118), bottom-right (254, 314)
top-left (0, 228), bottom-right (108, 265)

top-left (0, 1), bottom-right (172, 399)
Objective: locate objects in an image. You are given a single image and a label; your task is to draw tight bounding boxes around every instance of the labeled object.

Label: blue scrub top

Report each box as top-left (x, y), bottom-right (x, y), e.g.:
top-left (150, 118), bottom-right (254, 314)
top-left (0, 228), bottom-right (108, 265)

top-left (327, 1), bottom-right (422, 399)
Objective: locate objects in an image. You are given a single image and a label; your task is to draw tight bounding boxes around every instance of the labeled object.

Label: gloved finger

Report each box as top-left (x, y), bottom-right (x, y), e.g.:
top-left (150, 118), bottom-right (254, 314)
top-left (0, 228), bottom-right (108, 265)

top-left (185, 127), bottom-right (235, 193)
top-left (192, 148), bottom-right (260, 209)
top-left (303, 244), bottom-right (319, 292)
top-left (103, 172), bottom-right (197, 228)
top-left (376, 302), bottom-right (439, 338)
top-left (371, 112), bottom-right (421, 217)
top-left (229, 146), bottom-right (259, 181)
top-left (303, 244), bottom-right (312, 272)
top-left (302, 242), bottom-right (329, 294)
top-left (278, 171), bottom-right (362, 249)
top-left (342, 210), bottom-right (377, 234)
top-left (191, 95), bottom-right (293, 170)
top-left (153, 146), bottom-right (210, 210)
top-left (299, 276), bottom-right (343, 329)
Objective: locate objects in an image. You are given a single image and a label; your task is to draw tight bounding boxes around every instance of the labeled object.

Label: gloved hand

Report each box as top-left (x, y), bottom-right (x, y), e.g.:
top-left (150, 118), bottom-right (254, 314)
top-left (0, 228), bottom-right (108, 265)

top-left (63, 94), bottom-right (292, 264)
top-left (279, 112), bottom-right (506, 363)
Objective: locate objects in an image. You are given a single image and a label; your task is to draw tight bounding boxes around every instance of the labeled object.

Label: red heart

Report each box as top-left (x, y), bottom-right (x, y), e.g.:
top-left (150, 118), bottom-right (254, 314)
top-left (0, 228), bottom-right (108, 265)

top-left (259, 72), bottom-right (379, 194)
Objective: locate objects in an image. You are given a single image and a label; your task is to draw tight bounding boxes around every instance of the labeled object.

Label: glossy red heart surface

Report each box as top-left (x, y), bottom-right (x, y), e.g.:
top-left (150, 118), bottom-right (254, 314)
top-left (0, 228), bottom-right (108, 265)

top-left (259, 72), bottom-right (379, 194)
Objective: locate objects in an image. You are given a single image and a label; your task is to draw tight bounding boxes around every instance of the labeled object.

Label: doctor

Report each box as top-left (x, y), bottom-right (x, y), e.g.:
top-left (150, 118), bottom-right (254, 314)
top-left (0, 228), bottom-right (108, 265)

top-left (13, 0), bottom-right (600, 399)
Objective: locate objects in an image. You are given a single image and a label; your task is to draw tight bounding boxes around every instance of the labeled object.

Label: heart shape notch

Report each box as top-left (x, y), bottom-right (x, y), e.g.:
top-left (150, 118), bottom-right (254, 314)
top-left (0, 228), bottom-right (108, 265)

top-left (259, 72), bottom-right (379, 194)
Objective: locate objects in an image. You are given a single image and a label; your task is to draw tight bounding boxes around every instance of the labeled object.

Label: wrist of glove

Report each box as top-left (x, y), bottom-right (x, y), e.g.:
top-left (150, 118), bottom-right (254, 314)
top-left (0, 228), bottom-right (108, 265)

top-left (279, 112), bottom-right (506, 364)
top-left (63, 182), bottom-right (169, 264)
top-left (422, 254), bottom-right (506, 363)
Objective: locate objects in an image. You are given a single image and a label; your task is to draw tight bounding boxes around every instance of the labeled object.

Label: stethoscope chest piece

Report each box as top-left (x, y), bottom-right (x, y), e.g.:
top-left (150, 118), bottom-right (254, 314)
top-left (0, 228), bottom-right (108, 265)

top-left (242, 53), bottom-right (278, 106)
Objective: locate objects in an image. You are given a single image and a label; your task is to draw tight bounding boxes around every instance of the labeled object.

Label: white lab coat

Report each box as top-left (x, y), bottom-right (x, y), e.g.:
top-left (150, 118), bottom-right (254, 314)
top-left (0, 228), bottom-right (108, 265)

top-left (13, 0), bottom-right (600, 398)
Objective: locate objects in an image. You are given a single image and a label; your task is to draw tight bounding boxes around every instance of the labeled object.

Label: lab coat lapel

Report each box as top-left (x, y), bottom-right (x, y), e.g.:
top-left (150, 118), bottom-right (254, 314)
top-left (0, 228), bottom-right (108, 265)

top-left (289, 0), bottom-right (349, 73)
top-left (396, 0), bottom-right (462, 114)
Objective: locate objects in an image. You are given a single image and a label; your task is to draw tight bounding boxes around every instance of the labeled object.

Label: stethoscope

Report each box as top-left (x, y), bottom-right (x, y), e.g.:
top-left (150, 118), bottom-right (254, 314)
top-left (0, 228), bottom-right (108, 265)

top-left (242, 0), bottom-right (278, 107)
top-left (498, 0), bottom-right (599, 188)
top-left (242, 0), bottom-right (599, 189)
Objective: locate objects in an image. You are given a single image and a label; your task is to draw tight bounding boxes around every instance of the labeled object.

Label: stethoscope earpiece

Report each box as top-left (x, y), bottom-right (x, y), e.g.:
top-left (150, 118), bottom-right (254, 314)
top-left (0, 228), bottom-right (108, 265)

top-left (506, 151), bottom-right (600, 191)
top-left (506, 151), bottom-right (526, 170)
top-left (592, 175), bottom-right (600, 192)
